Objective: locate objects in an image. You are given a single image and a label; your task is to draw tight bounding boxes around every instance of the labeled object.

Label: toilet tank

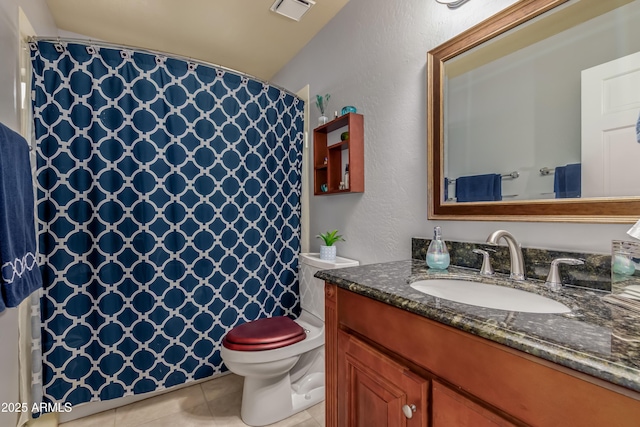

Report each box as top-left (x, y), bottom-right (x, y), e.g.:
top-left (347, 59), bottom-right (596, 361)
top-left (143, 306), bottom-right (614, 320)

top-left (299, 253), bottom-right (359, 321)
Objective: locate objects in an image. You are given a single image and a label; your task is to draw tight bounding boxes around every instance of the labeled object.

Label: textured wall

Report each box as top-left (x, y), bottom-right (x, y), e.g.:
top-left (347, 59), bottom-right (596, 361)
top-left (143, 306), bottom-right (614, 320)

top-left (272, 0), bottom-right (635, 265)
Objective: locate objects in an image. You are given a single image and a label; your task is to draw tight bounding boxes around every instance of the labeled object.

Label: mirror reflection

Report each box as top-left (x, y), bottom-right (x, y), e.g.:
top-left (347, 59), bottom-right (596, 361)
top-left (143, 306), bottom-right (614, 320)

top-left (444, 0), bottom-right (640, 203)
top-left (612, 240), bottom-right (640, 289)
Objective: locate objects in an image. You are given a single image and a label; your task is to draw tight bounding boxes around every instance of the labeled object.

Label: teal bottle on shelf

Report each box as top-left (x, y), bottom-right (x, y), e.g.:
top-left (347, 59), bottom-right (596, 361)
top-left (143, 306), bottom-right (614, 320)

top-left (426, 226), bottom-right (450, 270)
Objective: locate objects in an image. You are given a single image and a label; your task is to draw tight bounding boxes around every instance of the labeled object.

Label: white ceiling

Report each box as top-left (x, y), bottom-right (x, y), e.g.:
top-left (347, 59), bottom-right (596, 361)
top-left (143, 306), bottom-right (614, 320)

top-left (45, 0), bottom-right (350, 81)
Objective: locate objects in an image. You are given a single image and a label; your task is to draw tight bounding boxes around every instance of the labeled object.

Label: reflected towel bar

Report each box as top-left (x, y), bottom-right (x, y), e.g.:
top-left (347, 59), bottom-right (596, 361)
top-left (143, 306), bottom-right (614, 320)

top-left (446, 193), bottom-right (518, 202)
top-left (540, 167), bottom-right (555, 176)
top-left (446, 171), bottom-right (519, 185)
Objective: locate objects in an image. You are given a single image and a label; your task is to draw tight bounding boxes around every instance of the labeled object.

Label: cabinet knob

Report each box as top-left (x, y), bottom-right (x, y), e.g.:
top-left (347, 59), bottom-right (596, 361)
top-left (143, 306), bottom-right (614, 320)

top-left (402, 404), bottom-right (416, 419)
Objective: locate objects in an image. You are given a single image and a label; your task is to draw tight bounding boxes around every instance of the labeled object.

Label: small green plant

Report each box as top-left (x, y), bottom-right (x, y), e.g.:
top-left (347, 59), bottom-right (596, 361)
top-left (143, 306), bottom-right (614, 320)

top-left (315, 93), bottom-right (331, 116)
top-left (317, 229), bottom-right (345, 246)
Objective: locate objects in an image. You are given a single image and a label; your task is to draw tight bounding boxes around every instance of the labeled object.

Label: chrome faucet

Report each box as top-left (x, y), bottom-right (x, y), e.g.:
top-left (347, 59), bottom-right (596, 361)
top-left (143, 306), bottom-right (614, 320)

top-left (545, 258), bottom-right (585, 292)
top-left (485, 230), bottom-right (525, 281)
top-left (472, 248), bottom-right (495, 276)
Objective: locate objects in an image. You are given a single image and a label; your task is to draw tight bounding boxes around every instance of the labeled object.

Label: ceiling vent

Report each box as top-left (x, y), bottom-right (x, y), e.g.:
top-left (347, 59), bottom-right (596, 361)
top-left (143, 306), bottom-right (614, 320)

top-left (270, 0), bottom-right (316, 21)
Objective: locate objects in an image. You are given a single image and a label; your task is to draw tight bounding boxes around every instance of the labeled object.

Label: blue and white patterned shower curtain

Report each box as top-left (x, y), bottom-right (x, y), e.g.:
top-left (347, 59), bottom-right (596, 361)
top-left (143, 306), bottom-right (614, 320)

top-left (31, 41), bottom-right (303, 406)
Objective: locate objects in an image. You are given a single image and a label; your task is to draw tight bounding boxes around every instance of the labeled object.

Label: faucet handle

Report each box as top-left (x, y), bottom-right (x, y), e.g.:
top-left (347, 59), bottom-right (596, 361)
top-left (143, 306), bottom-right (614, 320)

top-left (545, 258), bottom-right (585, 291)
top-left (473, 248), bottom-right (495, 276)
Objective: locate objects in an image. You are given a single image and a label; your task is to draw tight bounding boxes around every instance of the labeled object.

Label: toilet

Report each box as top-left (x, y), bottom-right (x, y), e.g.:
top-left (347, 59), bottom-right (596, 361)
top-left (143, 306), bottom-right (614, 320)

top-left (221, 252), bottom-right (359, 426)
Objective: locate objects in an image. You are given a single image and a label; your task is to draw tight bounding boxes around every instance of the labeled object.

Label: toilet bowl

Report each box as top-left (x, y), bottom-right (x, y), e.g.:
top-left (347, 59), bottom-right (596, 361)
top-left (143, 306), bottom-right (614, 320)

top-left (220, 253), bottom-right (359, 426)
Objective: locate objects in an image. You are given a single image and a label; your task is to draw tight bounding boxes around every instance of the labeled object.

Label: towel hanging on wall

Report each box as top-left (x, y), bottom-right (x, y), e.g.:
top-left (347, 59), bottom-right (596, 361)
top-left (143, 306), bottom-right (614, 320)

top-left (0, 122), bottom-right (43, 312)
top-left (636, 110), bottom-right (640, 143)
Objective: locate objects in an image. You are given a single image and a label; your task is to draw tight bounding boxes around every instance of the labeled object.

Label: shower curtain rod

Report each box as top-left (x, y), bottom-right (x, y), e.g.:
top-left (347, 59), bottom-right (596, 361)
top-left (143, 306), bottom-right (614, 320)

top-left (27, 36), bottom-right (300, 98)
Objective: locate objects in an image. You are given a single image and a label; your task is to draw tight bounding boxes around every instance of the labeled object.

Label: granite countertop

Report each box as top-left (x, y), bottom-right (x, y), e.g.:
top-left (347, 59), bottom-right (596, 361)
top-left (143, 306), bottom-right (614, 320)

top-left (315, 259), bottom-right (640, 393)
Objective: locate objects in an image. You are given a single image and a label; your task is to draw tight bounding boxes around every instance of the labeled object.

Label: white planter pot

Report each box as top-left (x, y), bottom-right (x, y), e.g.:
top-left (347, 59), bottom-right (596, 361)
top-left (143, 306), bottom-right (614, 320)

top-left (320, 245), bottom-right (337, 261)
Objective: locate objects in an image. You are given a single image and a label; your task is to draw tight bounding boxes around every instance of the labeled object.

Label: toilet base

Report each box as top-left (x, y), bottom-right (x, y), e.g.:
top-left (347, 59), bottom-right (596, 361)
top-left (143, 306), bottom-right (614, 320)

top-left (240, 372), bottom-right (325, 426)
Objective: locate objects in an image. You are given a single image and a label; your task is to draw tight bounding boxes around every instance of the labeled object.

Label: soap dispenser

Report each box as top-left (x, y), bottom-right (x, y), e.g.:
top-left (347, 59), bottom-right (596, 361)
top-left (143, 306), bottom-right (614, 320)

top-left (426, 226), bottom-right (450, 270)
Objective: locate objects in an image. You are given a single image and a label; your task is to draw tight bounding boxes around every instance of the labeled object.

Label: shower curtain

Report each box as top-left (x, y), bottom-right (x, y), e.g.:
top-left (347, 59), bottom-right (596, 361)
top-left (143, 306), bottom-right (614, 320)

top-left (31, 40), bottom-right (303, 406)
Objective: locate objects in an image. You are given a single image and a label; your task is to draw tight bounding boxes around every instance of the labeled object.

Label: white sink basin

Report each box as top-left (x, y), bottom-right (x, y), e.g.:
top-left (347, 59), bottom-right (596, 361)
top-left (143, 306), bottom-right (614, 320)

top-left (410, 279), bottom-right (571, 314)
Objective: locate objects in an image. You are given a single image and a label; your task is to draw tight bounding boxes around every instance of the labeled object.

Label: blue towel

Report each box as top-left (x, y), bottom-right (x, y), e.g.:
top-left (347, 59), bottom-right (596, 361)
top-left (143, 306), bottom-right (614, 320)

top-left (636, 110), bottom-right (640, 143)
top-left (455, 173), bottom-right (502, 202)
top-left (0, 122), bottom-right (43, 311)
top-left (554, 163), bottom-right (581, 198)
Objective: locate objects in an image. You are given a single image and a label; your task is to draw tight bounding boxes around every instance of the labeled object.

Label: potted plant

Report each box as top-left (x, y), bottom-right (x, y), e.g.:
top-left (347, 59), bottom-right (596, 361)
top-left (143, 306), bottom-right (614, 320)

top-left (315, 93), bottom-right (330, 126)
top-left (317, 229), bottom-right (344, 261)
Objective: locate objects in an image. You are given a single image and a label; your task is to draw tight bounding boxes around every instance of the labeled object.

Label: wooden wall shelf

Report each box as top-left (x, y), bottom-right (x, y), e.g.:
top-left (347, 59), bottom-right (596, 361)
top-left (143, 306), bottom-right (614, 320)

top-left (313, 113), bottom-right (364, 195)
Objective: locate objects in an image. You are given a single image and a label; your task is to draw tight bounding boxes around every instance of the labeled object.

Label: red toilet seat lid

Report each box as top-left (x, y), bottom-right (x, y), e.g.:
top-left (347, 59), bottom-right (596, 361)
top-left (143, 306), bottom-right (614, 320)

top-left (222, 316), bottom-right (306, 351)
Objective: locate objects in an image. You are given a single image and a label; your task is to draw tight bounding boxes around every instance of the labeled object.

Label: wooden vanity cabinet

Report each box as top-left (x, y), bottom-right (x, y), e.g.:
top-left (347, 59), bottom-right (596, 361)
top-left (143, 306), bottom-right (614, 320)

top-left (431, 381), bottom-right (516, 427)
top-left (338, 330), bottom-right (428, 426)
top-left (325, 283), bottom-right (640, 427)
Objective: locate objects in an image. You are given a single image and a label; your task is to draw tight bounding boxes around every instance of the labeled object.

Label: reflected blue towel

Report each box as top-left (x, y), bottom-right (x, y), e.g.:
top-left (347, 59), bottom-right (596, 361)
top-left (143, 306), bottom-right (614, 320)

top-left (554, 163), bottom-right (581, 198)
top-left (455, 173), bottom-right (502, 202)
top-left (0, 122), bottom-right (42, 311)
top-left (444, 177), bottom-right (449, 201)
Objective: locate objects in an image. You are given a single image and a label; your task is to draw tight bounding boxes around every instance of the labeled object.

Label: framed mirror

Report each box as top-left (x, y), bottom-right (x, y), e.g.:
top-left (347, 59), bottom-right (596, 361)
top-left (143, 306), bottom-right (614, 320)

top-left (427, 0), bottom-right (640, 222)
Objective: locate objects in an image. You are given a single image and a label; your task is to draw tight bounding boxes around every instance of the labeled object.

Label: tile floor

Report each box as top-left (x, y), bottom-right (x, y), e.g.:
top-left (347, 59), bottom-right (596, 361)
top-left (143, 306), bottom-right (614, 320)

top-left (58, 374), bottom-right (325, 427)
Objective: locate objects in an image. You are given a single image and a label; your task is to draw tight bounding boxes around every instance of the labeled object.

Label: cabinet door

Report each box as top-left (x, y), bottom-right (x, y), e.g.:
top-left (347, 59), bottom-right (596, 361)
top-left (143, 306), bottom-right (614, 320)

top-left (432, 381), bottom-right (517, 427)
top-left (338, 331), bottom-right (428, 427)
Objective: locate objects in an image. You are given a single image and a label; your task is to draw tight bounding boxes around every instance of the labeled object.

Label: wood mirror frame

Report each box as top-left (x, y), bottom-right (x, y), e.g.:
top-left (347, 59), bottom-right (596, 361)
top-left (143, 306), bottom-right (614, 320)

top-left (427, 0), bottom-right (640, 223)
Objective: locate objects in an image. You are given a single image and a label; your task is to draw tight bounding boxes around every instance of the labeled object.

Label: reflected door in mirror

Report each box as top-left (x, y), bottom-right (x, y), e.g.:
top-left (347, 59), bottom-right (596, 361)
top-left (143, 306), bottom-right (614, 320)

top-left (582, 51), bottom-right (640, 198)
